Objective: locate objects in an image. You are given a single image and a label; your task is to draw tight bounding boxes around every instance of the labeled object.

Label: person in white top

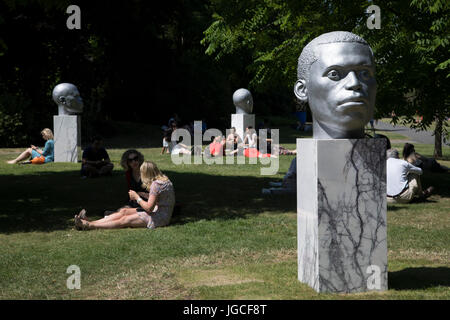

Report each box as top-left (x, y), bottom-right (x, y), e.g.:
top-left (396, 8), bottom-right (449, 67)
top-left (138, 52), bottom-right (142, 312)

top-left (386, 149), bottom-right (434, 203)
top-left (243, 126), bottom-right (258, 148)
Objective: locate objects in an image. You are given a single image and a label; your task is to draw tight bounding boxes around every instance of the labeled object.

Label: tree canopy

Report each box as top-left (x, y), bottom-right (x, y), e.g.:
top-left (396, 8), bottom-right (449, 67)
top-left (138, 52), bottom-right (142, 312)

top-left (0, 0), bottom-right (448, 155)
top-left (202, 0), bottom-right (449, 155)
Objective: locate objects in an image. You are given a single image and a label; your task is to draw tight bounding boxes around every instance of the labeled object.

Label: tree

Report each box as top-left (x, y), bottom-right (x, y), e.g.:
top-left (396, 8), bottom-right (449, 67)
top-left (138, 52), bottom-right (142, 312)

top-left (356, 0), bottom-right (449, 157)
top-left (202, 0), bottom-right (371, 115)
top-left (202, 0), bottom-right (449, 156)
top-left (0, 0), bottom-right (233, 146)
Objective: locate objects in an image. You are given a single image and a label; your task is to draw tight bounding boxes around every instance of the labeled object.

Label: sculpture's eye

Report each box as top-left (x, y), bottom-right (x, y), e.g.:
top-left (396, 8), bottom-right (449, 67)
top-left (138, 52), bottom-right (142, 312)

top-left (359, 69), bottom-right (371, 80)
top-left (327, 70), bottom-right (340, 81)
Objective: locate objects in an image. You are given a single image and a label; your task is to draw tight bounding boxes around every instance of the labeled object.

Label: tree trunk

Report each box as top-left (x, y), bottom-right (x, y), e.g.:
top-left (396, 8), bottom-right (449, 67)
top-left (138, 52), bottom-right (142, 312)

top-left (434, 118), bottom-right (443, 158)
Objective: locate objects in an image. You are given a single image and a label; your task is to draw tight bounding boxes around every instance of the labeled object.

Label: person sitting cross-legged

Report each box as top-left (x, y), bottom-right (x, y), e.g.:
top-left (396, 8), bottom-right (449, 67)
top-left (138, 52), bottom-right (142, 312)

top-left (81, 135), bottom-right (114, 178)
top-left (386, 148), bottom-right (434, 203)
top-left (74, 161), bottom-right (175, 230)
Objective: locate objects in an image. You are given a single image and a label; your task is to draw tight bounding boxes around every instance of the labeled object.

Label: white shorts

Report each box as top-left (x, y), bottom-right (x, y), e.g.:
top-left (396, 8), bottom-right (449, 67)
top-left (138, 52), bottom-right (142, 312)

top-left (163, 139), bottom-right (169, 148)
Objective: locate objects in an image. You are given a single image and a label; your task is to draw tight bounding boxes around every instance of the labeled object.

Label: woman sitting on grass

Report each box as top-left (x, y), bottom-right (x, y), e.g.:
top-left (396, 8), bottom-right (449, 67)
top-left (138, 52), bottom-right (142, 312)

top-left (120, 149), bottom-right (148, 209)
top-left (403, 143), bottom-right (448, 173)
top-left (7, 128), bottom-right (54, 164)
top-left (243, 127), bottom-right (275, 158)
top-left (208, 135), bottom-right (226, 157)
top-left (75, 161), bottom-right (175, 230)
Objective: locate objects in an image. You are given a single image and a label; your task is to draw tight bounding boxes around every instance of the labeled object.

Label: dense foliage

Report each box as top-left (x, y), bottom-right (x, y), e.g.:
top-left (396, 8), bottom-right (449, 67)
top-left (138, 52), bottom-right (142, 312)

top-left (202, 0), bottom-right (449, 156)
top-left (0, 0), bottom-right (448, 155)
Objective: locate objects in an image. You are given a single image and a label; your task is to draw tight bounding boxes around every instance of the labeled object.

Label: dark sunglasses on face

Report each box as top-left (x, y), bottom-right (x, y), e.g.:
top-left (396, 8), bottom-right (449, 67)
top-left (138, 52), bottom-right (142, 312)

top-left (128, 156), bottom-right (139, 162)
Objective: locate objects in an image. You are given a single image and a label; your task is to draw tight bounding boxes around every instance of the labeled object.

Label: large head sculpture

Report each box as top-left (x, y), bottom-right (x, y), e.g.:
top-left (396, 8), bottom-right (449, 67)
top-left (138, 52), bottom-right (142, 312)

top-left (233, 88), bottom-right (253, 114)
top-left (294, 31), bottom-right (377, 139)
top-left (52, 83), bottom-right (84, 115)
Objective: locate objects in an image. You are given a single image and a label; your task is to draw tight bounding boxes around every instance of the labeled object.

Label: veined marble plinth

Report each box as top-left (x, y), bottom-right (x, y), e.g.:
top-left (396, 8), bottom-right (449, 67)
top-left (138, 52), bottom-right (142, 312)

top-left (297, 138), bottom-right (387, 293)
top-left (231, 114), bottom-right (255, 142)
top-left (53, 115), bottom-right (81, 162)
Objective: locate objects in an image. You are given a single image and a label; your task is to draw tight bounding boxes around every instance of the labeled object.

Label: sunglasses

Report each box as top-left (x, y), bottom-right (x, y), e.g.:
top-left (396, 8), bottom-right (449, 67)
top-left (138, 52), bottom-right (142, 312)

top-left (128, 156), bottom-right (139, 162)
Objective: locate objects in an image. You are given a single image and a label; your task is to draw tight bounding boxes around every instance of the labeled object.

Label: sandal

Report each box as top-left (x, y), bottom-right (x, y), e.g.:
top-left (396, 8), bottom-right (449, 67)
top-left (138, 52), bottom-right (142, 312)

top-left (77, 209), bottom-right (87, 220)
top-left (74, 215), bottom-right (90, 231)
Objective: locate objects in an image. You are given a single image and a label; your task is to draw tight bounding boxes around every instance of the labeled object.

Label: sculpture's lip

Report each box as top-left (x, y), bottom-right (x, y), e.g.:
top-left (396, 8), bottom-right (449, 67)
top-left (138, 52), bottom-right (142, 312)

top-left (337, 97), bottom-right (368, 111)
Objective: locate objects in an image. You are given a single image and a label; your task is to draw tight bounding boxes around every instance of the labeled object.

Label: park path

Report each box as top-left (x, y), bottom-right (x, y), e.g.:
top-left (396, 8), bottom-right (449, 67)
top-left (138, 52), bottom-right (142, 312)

top-left (374, 120), bottom-right (449, 147)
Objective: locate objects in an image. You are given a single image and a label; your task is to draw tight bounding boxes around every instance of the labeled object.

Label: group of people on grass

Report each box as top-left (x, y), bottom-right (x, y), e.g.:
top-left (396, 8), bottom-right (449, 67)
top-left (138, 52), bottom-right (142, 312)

top-left (386, 142), bottom-right (448, 204)
top-left (6, 129), bottom-right (176, 232)
top-left (161, 122), bottom-right (296, 159)
top-left (74, 150), bottom-right (175, 231)
top-left (5, 126), bottom-right (448, 231)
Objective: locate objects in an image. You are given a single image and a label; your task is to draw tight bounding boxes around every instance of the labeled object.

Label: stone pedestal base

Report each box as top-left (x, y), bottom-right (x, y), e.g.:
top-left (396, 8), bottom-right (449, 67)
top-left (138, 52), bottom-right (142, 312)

top-left (231, 114), bottom-right (255, 142)
top-left (297, 138), bottom-right (387, 293)
top-left (53, 115), bottom-right (81, 162)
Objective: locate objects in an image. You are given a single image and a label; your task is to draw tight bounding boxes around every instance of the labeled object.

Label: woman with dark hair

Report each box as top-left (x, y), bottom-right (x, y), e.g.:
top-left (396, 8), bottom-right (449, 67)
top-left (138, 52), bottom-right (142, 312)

top-left (402, 143), bottom-right (416, 162)
top-left (403, 143), bottom-right (448, 173)
top-left (120, 149), bottom-right (148, 208)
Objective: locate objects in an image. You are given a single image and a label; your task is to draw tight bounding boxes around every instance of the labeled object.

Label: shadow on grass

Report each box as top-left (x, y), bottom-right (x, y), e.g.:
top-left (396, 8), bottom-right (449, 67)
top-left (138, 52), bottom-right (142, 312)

top-left (0, 168), bottom-right (295, 234)
top-left (373, 128), bottom-right (408, 132)
top-left (422, 172), bottom-right (450, 198)
top-left (389, 267), bottom-right (450, 290)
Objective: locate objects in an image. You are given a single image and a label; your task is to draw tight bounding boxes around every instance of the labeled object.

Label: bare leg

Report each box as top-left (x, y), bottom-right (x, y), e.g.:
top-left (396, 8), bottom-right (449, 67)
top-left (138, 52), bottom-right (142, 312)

top-left (100, 208), bottom-right (137, 222)
top-left (83, 213), bottom-right (146, 229)
top-left (7, 148), bottom-right (32, 164)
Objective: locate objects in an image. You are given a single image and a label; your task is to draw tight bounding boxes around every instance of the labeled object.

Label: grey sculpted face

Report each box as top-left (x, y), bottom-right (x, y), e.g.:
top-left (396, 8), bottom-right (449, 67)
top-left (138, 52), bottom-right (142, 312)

top-left (52, 83), bottom-right (84, 115)
top-left (294, 31), bottom-right (377, 139)
top-left (233, 88), bottom-right (253, 114)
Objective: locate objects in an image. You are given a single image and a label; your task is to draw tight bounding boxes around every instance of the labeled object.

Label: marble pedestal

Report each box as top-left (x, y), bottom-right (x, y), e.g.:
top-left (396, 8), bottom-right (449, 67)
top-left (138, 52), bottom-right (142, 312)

top-left (231, 114), bottom-right (255, 142)
top-left (53, 115), bottom-right (81, 162)
top-left (297, 138), bottom-right (387, 293)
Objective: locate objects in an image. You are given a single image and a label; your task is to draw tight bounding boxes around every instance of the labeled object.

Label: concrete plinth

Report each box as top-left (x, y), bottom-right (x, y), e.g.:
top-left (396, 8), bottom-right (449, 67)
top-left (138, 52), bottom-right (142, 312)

top-left (53, 115), bottom-right (81, 162)
top-left (231, 114), bottom-right (255, 142)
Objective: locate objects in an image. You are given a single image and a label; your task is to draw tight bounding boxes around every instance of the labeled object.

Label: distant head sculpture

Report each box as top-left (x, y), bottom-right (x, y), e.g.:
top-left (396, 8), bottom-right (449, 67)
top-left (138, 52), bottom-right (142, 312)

top-left (52, 83), bottom-right (84, 115)
top-left (294, 31), bottom-right (377, 139)
top-left (233, 88), bottom-right (253, 114)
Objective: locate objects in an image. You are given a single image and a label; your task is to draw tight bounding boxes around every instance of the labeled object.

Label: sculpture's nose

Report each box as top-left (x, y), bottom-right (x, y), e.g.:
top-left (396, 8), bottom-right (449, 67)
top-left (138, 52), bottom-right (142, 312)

top-left (345, 71), bottom-right (362, 91)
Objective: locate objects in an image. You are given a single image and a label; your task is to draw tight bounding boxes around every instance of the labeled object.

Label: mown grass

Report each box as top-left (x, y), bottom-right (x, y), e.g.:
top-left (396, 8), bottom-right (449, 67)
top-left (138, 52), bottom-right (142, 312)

top-left (0, 123), bottom-right (448, 299)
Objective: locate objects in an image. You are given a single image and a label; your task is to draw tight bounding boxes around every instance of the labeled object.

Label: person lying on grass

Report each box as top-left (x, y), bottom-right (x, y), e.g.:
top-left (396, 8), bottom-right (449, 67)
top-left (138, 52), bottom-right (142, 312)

top-left (74, 161), bottom-right (175, 230)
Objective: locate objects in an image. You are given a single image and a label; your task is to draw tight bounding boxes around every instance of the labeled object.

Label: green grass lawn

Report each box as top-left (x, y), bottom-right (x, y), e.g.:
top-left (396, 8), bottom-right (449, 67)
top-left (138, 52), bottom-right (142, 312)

top-left (0, 124), bottom-right (449, 299)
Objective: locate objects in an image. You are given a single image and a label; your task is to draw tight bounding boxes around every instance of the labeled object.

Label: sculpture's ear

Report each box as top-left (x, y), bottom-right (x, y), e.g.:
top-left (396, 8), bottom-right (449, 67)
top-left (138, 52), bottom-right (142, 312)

top-left (58, 96), bottom-right (66, 105)
top-left (294, 80), bottom-right (308, 103)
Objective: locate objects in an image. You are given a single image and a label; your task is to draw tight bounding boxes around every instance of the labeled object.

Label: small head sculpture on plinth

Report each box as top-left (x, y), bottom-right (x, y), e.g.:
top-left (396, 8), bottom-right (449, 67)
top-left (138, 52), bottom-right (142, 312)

top-left (233, 88), bottom-right (253, 114)
top-left (294, 31), bottom-right (377, 139)
top-left (52, 83), bottom-right (84, 115)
